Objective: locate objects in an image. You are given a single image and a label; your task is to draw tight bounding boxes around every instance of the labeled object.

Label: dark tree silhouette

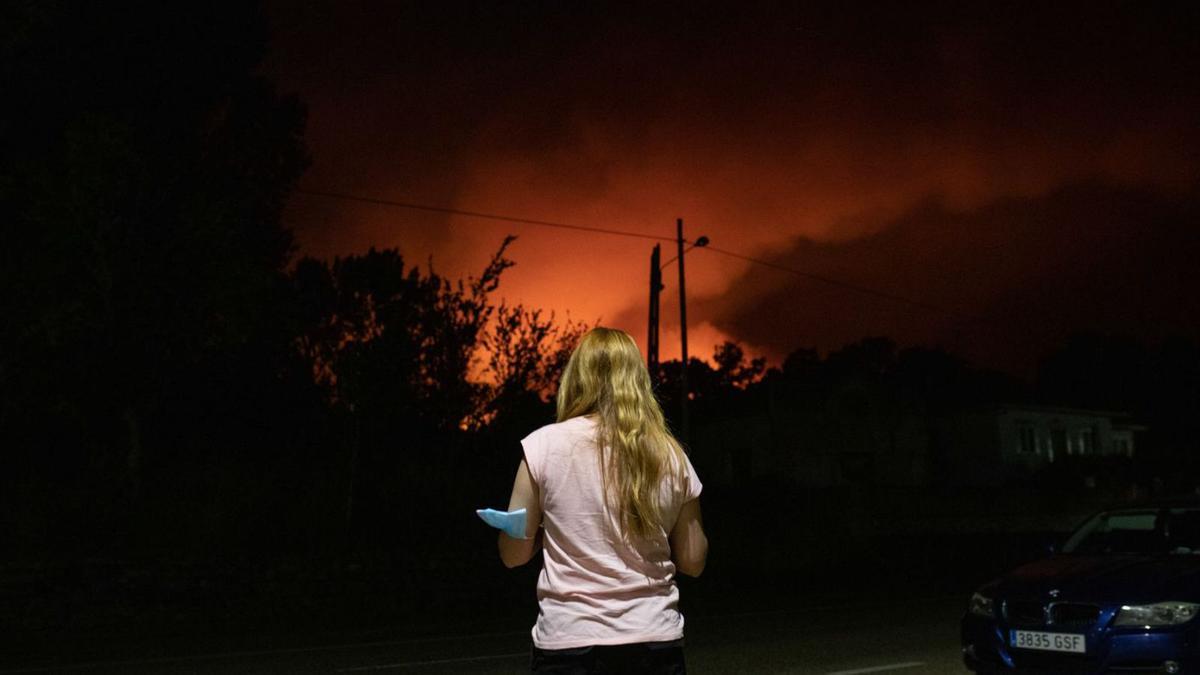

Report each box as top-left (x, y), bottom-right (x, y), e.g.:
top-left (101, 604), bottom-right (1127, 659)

top-left (288, 236), bottom-right (596, 548)
top-left (292, 239), bottom-right (527, 430)
top-left (479, 302), bottom-right (590, 429)
top-left (1, 2), bottom-right (308, 553)
top-left (290, 240), bottom-right (505, 544)
top-left (712, 341), bottom-right (767, 391)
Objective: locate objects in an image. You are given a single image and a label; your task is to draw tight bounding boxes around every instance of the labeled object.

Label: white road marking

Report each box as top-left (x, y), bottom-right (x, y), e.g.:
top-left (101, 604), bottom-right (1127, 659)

top-left (825, 662), bottom-right (926, 675)
top-left (337, 651), bottom-right (528, 671)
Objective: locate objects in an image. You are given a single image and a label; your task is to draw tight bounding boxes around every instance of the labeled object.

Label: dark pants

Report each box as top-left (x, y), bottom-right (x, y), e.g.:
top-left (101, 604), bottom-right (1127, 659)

top-left (530, 638), bottom-right (686, 674)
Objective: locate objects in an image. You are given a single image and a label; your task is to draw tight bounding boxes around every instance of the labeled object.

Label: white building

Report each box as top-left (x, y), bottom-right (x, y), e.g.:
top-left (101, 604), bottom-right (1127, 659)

top-left (938, 403), bottom-right (1146, 484)
top-left (996, 403), bottom-right (1142, 465)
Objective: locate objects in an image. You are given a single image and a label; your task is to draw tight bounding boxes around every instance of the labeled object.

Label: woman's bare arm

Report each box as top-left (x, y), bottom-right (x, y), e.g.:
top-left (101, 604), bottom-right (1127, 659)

top-left (669, 498), bottom-right (708, 577)
top-left (498, 459), bottom-right (543, 568)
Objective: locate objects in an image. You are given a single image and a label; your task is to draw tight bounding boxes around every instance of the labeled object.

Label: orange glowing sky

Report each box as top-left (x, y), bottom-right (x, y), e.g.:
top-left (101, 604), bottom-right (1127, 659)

top-left (264, 1), bottom-right (1200, 374)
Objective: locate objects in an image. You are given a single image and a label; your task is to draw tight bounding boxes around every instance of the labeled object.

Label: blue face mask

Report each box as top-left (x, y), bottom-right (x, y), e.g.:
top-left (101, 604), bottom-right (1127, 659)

top-left (476, 508), bottom-right (530, 539)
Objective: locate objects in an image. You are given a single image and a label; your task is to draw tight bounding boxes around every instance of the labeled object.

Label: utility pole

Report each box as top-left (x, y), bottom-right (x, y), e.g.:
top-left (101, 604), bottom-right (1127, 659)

top-left (676, 218), bottom-right (690, 444)
top-left (648, 244), bottom-right (662, 372)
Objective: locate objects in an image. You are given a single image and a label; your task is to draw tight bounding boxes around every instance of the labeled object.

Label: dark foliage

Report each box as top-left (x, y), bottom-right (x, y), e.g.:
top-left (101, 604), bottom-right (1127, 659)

top-left (1, 1), bottom-right (311, 557)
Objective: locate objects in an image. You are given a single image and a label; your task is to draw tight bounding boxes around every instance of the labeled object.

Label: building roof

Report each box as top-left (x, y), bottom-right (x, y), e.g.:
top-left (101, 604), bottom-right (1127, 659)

top-left (994, 402), bottom-right (1133, 419)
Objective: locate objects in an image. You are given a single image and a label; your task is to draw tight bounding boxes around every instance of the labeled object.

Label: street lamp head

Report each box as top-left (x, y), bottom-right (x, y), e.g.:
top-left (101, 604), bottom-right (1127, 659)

top-left (659, 235), bottom-right (710, 270)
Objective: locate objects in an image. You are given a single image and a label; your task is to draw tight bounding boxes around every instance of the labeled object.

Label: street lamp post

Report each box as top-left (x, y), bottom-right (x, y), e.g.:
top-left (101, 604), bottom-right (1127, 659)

top-left (676, 219), bottom-right (690, 444)
top-left (647, 220), bottom-right (707, 445)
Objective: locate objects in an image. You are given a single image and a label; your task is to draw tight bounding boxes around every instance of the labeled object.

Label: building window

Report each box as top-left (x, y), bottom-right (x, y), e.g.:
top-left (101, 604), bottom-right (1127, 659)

top-left (1017, 425), bottom-right (1037, 454)
top-left (1051, 429), bottom-right (1067, 458)
top-left (1079, 428), bottom-right (1095, 455)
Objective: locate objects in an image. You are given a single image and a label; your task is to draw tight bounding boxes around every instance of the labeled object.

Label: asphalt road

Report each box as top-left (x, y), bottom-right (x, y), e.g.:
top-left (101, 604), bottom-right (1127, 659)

top-left (0, 596), bottom-right (973, 674)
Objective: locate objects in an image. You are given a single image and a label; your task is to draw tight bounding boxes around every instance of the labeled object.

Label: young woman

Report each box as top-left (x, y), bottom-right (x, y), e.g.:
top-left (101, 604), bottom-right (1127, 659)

top-left (499, 327), bottom-right (708, 674)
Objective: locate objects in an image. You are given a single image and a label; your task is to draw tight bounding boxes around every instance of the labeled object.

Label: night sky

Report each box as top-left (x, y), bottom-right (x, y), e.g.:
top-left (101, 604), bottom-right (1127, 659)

top-left (262, 1), bottom-right (1200, 374)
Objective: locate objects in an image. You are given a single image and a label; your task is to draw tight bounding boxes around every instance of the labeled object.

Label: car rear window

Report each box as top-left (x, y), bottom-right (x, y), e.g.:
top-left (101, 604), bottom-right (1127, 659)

top-left (1106, 513), bottom-right (1156, 530)
top-left (1064, 510), bottom-right (1161, 554)
top-left (1063, 508), bottom-right (1200, 555)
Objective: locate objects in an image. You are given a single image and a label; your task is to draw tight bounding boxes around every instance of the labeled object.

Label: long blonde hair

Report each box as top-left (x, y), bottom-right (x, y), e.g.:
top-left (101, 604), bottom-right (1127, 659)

top-left (555, 327), bottom-right (687, 539)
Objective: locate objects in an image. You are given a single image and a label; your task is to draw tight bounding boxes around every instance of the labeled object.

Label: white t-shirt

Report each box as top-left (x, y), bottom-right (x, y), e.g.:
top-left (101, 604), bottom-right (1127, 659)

top-left (521, 414), bottom-right (703, 649)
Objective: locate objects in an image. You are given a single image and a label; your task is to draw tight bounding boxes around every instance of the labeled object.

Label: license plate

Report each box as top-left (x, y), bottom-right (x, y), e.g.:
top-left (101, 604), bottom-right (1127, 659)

top-left (1011, 630), bottom-right (1086, 654)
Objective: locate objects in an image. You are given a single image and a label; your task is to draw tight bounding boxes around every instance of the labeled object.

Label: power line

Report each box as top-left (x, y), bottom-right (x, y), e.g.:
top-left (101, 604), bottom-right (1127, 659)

top-left (294, 187), bottom-right (675, 243)
top-left (295, 186), bottom-right (978, 323)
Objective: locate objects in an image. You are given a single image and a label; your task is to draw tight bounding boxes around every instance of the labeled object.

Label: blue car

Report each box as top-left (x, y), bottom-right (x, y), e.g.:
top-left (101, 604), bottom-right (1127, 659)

top-left (962, 502), bottom-right (1200, 674)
